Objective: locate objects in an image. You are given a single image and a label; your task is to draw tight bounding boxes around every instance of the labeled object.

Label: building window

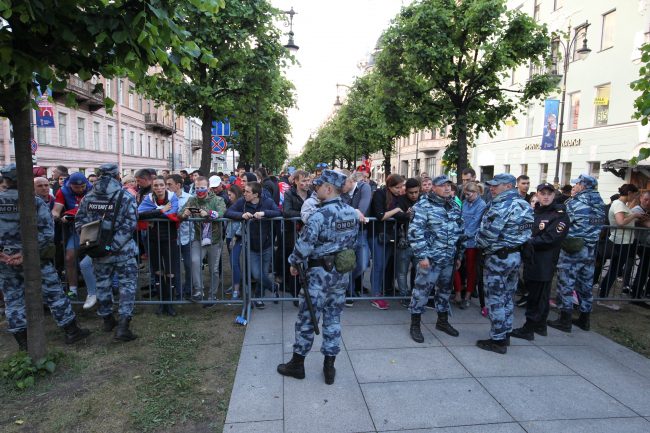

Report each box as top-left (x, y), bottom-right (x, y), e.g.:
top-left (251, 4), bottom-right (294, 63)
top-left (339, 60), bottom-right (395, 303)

top-left (539, 163), bottom-right (548, 183)
top-left (77, 117), bottom-right (85, 149)
top-left (148, 136), bottom-right (152, 158)
top-left (594, 83), bottom-right (610, 126)
top-left (155, 137), bottom-right (159, 159)
top-left (129, 131), bottom-right (135, 155)
top-left (504, 164), bottom-right (511, 173)
top-left (128, 85), bottom-right (134, 109)
top-left (520, 164), bottom-right (528, 176)
top-left (554, 0), bottom-right (564, 11)
top-left (588, 161), bottom-right (601, 179)
top-left (138, 95), bottom-right (143, 113)
top-left (58, 113), bottom-right (67, 146)
top-left (139, 134), bottom-right (144, 156)
top-left (105, 79), bottom-right (112, 100)
top-left (118, 79), bottom-right (123, 105)
top-left (533, 0), bottom-right (540, 21)
top-left (480, 166), bottom-right (494, 183)
top-left (426, 157), bottom-right (436, 177)
top-left (401, 161), bottom-right (409, 177)
top-left (601, 10), bottom-right (616, 51)
top-left (37, 127), bottom-right (49, 146)
top-left (107, 125), bottom-right (114, 152)
top-left (561, 162), bottom-right (572, 185)
top-left (93, 121), bottom-right (100, 150)
top-left (525, 104), bottom-right (535, 137)
top-left (568, 92), bottom-right (580, 130)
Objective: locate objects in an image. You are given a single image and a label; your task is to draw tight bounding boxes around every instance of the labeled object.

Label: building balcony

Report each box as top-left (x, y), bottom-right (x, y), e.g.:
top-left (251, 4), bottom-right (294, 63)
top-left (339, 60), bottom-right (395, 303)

top-left (191, 138), bottom-right (202, 150)
top-left (52, 75), bottom-right (105, 112)
top-left (144, 113), bottom-right (173, 136)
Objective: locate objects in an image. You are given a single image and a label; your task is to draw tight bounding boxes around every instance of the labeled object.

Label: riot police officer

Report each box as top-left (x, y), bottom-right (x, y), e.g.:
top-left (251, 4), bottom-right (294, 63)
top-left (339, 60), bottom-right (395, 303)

top-left (511, 183), bottom-right (569, 340)
top-left (548, 174), bottom-right (605, 332)
top-left (407, 175), bottom-right (464, 343)
top-left (75, 163), bottom-right (139, 342)
top-left (475, 173), bottom-right (534, 354)
top-left (277, 170), bottom-right (359, 385)
top-left (0, 164), bottom-right (90, 351)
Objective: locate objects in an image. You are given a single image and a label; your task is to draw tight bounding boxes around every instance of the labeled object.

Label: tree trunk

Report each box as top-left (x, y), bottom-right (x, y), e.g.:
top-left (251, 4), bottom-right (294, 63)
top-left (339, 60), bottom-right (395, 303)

top-left (456, 113), bottom-right (469, 184)
top-left (200, 108), bottom-right (212, 176)
top-left (9, 93), bottom-right (47, 360)
top-left (383, 145), bottom-right (392, 177)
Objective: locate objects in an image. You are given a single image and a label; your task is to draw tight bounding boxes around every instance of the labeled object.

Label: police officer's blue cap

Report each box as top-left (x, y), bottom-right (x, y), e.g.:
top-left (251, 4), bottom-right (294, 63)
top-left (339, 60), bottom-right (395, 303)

top-left (431, 175), bottom-right (453, 186)
top-left (316, 162), bottom-right (328, 170)
top-left (0, 163), bottom-right (17, 181)
top-left (313, 169), bottom-right (347, 188)
top-left (98, 163), bottom-right (119, 178)
top-left (537, 182), bottom-right (555, 192)
top-left (287, 166), bottom-right (296, 175)
top-left (486, 173), bottom-right (517, 186)
top-left (571, 174), bottom-right (597, 188)
top-left (68, 172), bottom-right (88, 185)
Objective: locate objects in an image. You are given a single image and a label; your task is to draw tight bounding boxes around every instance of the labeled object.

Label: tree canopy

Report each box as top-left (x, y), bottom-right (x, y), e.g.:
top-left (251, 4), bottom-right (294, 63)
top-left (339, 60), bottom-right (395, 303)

top-left (631, 43), bottom-right (650, 165)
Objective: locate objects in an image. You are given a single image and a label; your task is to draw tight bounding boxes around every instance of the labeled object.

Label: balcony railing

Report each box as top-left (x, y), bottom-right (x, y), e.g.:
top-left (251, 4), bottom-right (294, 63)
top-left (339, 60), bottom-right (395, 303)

top-left (144, 113), bottom-right (174, 135)
top-left (53, 75), bottom-right (105, 111)
top-left (191, 138), bottom-right (202, 150)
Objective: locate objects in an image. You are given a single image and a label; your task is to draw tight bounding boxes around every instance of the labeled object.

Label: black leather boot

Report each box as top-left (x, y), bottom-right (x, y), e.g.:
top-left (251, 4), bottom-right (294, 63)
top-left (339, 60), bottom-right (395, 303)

top-left (103, 314), bottom-right (117, 332)
top-left (323, 355), bottom-right (336, 385)
top-left (572, 312), bottom-right (590, 331)
top-left (165, 304), bottom-right (177, 317)
top-left (14, 330), bottom-right (28, 351)
top-left (510, 321), bottom-right (535, 341)
top-left (548, 310), bottom-right (572, 333)
top-left (63, 319), bottom-right (91, 344)
top-left (533, 324), bottom-right (548, 336)
top-left (476, 338), bottom-right (508, 354)
top-left (435, 312), bottom-right (459, 337)
top-left (114, 316), bottom-right (137, 342)
top-left (410, 314), bottom-right (424, 343)
top-left (277, 352), bottom-right (306, 379)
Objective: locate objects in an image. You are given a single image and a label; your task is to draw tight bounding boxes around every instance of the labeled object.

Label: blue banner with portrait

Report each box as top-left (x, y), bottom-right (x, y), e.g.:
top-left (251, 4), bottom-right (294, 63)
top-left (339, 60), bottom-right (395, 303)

top-left (541, 99), bottom-right (559, 150)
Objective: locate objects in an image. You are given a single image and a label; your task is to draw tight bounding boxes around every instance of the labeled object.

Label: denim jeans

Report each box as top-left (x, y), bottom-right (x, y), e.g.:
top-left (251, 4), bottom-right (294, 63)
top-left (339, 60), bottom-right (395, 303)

top-left (395, 246), bottom-right (417, 297)
top-left (191, 239), bottom-right (223, 299)
top-left (371, 236), bottom-right (395, 296)
top-left (178, 243), bottom-right (192, 297)
top-left (80, 255), bottom-right (97, 296)
top-left (227, 238), bottom-right (242, 287)
top-left (250, 247), bottom-right (274, 297)
top-left (348, 232), bottom-right (369, 297)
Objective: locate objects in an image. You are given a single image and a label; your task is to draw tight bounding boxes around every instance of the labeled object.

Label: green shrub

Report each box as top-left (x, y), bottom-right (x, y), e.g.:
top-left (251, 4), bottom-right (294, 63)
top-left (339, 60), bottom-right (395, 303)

top-left (0, 351), bottom-right (63, 390)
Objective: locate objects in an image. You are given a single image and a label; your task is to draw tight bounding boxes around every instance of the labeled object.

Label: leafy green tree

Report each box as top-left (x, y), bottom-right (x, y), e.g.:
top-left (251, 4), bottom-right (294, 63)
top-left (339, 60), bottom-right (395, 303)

top-left (0, 0), bottom-right (221, 358)
top-left (631, 43), bottom-right (650, 165)
top-left (140, 0), bottom-right (294, 175)
top-left (376, 0), bottom-right (554, 181)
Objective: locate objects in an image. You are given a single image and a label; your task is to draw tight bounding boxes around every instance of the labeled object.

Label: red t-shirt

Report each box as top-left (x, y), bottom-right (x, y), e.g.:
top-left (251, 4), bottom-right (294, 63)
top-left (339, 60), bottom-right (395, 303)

top-left (54, 189), bottom-right (84, 216)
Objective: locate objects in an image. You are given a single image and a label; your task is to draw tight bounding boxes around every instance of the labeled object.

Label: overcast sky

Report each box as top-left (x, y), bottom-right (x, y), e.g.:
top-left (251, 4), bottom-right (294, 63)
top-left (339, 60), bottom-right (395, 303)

top-left (270, 0), bottom-right (408, 156)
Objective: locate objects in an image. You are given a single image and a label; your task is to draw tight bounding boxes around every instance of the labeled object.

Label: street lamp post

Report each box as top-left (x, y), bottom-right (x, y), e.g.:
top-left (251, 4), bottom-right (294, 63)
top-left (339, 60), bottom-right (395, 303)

top-left (283, 7), bottom-right (299, 53)
top-left (333, 83), bottom-right (355, 168)
top-left (552, 21), bottom-right (591, 186)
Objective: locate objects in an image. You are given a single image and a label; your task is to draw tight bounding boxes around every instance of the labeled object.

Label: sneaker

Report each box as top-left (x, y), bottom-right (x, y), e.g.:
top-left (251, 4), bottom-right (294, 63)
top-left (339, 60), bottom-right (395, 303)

top-left (232, 290), bottom-right (239, 300)
top-left (273, 283), bottom-right (280, 304)
top-left (597, 301), bottom-right (621, 311)
top-left (425, 299), bottom-right (436, 310)
top-left (345, 299), bottom-right (354, 308)
top-left (622, 286), bottom-right (631, 295)
top-left (370, 299), bottom-right (389, 310)
top-left (571, 290), bottom-right (579, 305)
top-left (225, 286), bottom-right (233, 295)
top-left (400, 299), bottom-right (410, 308)
top-left (516, 297), bottom-right (527, 308)
top-left (549, 299), bottom-right (558, 308)
top-left (66, 291), bottom-right (78, 300)
top-left (481, 307), bottom-right (488, 317)
top-left (460, 299), bottom-right (470, 310)
top-left (254, 300), bottom-right (266, 310)
top-left (83, 295), bottom-right (97, 310)
top-left (191, 293), bottom-right (203, 303)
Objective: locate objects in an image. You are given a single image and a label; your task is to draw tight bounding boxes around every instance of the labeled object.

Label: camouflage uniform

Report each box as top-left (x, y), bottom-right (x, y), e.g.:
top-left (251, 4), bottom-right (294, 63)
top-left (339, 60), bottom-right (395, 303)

top-left (476, 180), bottom-right (533, 341)
top-left (289, 195), bottom-right (358, 356)
top-left (75, 169), bottom-right (138, 320)
top-left (556, 176), bottom-right (605, 314)
top-left (0, 189), bottom-right (75, 333)
top-left (408, 189), bottom-right (464, 314)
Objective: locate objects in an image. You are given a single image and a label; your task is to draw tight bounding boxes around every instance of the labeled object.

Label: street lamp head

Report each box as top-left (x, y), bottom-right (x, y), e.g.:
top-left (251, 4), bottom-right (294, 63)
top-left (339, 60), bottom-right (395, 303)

top-left (284, 31), bottom-right (299, 53)
top-left (334, 95), bottom-right (342, 107)
top-left (576, 38), bottom-right (591, 56)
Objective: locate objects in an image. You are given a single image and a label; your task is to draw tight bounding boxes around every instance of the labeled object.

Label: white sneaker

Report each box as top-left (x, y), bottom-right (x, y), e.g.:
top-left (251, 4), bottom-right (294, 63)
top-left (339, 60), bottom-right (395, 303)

top-left (597, 301), bottom-right (621, 311)
top-left (83, 294), bottom-right (97, 310)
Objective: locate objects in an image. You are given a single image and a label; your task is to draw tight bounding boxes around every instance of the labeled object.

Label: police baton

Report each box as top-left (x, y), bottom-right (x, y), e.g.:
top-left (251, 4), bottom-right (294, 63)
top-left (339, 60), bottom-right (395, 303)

top-left (295, 262), bottom-right (320, 335)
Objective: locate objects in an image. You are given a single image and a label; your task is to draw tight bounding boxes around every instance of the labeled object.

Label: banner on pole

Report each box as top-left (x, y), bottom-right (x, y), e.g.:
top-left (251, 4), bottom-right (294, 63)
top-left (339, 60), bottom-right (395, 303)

top-left (35, 88), bottom-right (55, 128)
top-left (541, 99), bottom-right (559, 150)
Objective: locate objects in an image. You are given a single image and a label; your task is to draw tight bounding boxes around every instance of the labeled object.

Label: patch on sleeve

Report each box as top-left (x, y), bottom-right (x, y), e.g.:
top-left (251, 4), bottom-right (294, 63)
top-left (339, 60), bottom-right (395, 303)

top-left (556, 221), bottom-right (566, 233)
top-left (519, 222), bottom-right (533, 230)
top-left (538, 222), bottom-right (546, 231)
top-left (0, 203), bottom-right (18, 213)
top-left (335, 219), bottom-right (355, 231)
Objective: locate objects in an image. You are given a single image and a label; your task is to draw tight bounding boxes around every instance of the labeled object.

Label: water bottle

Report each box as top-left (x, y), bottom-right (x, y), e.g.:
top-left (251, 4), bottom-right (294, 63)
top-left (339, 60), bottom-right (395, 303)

top-left (235, 315), bottom-right (247, 326)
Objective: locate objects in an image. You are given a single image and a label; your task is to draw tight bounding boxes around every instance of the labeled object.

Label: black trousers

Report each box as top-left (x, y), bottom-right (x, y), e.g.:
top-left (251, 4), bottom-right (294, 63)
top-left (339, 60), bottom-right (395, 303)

top-left (524, 280), bottom-right (551, 325)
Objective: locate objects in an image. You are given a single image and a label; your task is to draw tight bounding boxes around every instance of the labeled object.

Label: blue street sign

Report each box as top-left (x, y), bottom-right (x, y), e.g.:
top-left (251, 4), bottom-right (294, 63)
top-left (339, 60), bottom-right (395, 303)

top-left (211, 136), bottom-right (227, 154)
top-left (211, 119), bottom-right (231, 136)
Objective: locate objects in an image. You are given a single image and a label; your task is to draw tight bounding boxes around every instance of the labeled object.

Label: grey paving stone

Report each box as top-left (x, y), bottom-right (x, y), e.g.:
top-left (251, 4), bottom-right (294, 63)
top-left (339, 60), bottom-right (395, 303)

top-left (362, 378), bottom-right (512, 431)
top-left (426, 323), bottom-right (531, 347)
top-left (529, 325), bottom-right (590, 346)
top-left (243, 307), bottom-right (283, 346)
top-left (542, 345), bottom-right (650, 416)
top-left (520, 417), bottom-right (650, 433)
top-left (283, 352), bottom-right (375, 433)
top-left (448, 346), bottom-right (574, 377)
top-left (384, 423), bottom-right (526, 433)
top-left (225, 343), bottom-right (284, 424)
top-left (479, 376), bottom-right (636, 421)
top-left (421, 305), bottom-right (490, 325)
top-left (349, 347), bottom-right (470, 383)
top-left (341, 305), bottom-right (410, 326)
top-left (223, 420), bottom-right (283, 433)
top-left (583, 331), bottom-right (650, 380)
top-left (343, 323), bottom-right (440, 350)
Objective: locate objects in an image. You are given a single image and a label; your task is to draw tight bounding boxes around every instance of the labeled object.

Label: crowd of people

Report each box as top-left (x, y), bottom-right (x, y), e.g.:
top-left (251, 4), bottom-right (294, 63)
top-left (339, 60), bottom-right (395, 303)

top-left (1, 159), bottom-right (649, 361)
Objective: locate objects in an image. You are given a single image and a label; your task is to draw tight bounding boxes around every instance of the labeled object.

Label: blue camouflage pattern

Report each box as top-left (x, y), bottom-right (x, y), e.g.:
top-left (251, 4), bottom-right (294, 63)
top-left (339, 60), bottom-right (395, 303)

top-left (75, 176), bottom-right (138, 318)
top-left (476, 187), bottom-right (533, 341)
top-left (475, 188), bottom-right (534, 254)
top-left (289, 197), bottom-right (358, 357)
top-left (0, 189), bottom-right (75, 333)
top-left (564, 189), bottom-right (606, 245)
top-left (408, 192), bottom-right (464, 314)
top-left (557, 245), bottom-right (596, 313)
top-left (484, 253), bottom-right (520, 340)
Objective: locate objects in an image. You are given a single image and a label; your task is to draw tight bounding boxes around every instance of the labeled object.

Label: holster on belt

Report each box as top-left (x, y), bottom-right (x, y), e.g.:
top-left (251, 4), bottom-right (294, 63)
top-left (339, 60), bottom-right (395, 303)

top-left (308, 255), bottom-right (335, 272)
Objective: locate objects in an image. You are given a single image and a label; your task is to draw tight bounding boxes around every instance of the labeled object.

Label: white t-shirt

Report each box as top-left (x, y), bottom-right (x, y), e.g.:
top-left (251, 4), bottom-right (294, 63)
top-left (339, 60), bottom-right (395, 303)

top-left (608, 199), bottom-right (635, 244)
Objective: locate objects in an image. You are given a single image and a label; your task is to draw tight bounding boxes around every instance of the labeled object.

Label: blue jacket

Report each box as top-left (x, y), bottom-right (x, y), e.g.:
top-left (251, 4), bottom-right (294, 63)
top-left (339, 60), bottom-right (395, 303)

top-left (408, 192), bottom-right (464, 264)
top-left (476, 188), bottom-right (534, 254)
top-left (565, 188), bottom-right (606, 245)
top-left (462, 196), bottom-right (487, 248)
top-left (225, 197), bottom-right (281, 251)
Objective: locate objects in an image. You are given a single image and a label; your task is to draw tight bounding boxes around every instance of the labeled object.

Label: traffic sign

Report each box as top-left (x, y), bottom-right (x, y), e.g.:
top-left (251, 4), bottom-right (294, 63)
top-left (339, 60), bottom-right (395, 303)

top-left (211, 136), bottom-right (227, 154)
top-left (30, 138), bottom-right (38, 154)
top-left (211, 120), bottom-right (231, 137)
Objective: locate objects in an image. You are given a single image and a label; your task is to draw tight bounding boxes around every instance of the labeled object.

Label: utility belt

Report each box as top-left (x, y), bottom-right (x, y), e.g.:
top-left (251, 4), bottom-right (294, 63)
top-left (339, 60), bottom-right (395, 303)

top-left (308, 255), bottom-right (336, 271)
top-left (489, 245), bottom-right (521, 260)
top-left (308, 249), bottom-right (356, 273)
